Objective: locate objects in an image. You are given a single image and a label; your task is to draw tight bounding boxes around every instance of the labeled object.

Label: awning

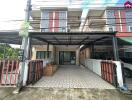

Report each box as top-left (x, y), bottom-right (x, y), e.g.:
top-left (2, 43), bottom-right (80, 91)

top-left (116, 32), bottom-right (132, 44)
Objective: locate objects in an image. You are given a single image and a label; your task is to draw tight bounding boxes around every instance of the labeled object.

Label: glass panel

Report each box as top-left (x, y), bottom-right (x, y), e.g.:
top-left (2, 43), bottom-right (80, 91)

top-left (41, 10), bottom-right (49, 32)
top-left (36, 51), bottom-right (51, 59)
top-left (59, 51), bottom-right (76, 65)
top-left (130, 26), bottom-right (132, 32)
top-left (64, 52), bottom-right (70, 62)
top-left (70, 52), bottom-right (76, 64)
top-left (36, 51), bottom-right (44, 59)
top-left (59, 51), bottom-right (64, 65)
top-left (58, 11), bottom-right (66, 32)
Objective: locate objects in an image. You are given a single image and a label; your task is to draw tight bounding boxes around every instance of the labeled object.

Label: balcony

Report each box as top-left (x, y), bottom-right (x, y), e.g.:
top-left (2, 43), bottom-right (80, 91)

top-left (87, 9), bottom-right (106, 28)
top-left (88, 18), bottom-right (106, 28)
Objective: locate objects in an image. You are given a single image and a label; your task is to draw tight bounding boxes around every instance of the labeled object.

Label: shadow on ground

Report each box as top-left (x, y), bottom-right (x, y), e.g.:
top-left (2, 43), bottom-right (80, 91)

top-left (0, 88), bottom-right (132, 100)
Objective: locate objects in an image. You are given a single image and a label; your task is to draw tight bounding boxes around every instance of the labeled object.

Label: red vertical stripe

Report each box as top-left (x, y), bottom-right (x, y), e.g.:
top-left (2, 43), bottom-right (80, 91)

top-left (54, 12), bottom-right (59, 32)
top-left (114, 11), bottom-right (121, 32)
top-left (49, 12), bottom-right (53, 32)
top-left (120, 10), bottom-right (127, 32)
top-left (5, 60), bottom-right (10, 84)
top-left (1, 60), bottom-right (5, 84)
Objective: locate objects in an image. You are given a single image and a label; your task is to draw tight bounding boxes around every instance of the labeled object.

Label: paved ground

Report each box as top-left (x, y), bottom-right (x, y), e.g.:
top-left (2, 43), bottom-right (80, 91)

top-left (30, 65), bottom-right (115, 89)
top-left (126, 78), bottom-right (132, 90)
top-left (0, 88), bottom-right (132, 100)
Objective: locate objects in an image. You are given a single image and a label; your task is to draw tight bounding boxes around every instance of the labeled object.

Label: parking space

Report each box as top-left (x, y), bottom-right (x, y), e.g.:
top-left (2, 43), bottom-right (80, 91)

top-left (28, 65), bottom-right (115, 89)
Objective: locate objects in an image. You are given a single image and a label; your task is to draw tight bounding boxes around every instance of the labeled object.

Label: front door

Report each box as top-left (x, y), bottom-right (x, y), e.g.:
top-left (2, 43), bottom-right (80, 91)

top-left (59, 51), bottom-right (76, 65)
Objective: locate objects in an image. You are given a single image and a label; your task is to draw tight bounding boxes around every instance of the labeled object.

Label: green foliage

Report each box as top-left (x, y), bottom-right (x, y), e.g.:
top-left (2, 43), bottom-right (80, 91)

top-left (0, 44), bottom-right (19, 59)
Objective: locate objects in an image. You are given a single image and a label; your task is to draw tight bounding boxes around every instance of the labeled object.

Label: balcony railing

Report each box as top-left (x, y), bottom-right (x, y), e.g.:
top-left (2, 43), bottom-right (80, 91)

top-left (88, 18), bottom-right (106, 28)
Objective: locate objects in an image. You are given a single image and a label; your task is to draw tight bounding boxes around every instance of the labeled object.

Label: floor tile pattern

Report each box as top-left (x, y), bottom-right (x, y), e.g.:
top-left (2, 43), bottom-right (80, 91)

top-left (29, 65), bottom-right (115, 89)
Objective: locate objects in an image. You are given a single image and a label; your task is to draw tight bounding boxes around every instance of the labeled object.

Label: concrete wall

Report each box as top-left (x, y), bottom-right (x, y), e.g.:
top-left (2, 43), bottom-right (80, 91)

top-left (80, 48), bottom-right (91, 64)
top-left (84, 59), bottom-right (102, 76)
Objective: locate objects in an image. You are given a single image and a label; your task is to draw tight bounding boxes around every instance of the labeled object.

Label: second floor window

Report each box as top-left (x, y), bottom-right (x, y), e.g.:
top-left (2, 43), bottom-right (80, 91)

top-left (129, 26), bottom-right (132, 32)
top-left (109, 27), bottom-right (115, 32)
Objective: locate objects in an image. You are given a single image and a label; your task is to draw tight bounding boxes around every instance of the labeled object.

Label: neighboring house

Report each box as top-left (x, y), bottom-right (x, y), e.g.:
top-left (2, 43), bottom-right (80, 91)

top-left (82, 7), bottom-right (132, 32)
top-left (82, 7), bottom-right (132, 60)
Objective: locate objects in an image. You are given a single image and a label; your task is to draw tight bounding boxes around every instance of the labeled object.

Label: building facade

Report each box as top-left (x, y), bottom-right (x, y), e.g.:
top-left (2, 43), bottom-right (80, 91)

top-left (81, 7), bottom-right (132, 61)
top-left (106, 7), bottom-right (132, 32)
top-left (31, 7), bottom-right (82, 65)
top-left (30, 5), bottom-right (132, 64)
top-left (82, 7), bottom-right (132, 32)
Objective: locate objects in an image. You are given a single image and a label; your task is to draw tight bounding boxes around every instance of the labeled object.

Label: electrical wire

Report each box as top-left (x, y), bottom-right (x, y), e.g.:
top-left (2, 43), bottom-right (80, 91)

top-left (0, 21), bottom-right (132, 31)
top-left (1, 17), bottom-right (132, 23)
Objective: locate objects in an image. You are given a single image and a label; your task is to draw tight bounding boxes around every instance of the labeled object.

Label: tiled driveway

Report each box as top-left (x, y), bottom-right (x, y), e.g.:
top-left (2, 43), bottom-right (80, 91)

top-left (29, 65), bottom-right (115, 89)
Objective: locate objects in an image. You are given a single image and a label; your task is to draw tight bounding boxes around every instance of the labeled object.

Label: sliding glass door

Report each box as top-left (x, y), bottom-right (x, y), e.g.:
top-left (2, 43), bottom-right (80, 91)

top-left (59, 51), bottom-right (76, 65)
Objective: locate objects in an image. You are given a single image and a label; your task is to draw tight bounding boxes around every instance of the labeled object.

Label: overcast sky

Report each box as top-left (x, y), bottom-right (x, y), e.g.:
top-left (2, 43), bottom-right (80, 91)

top-left (0, 0), bottom-right (26, 30)
top-left (0, 0), bottom-right (130, 31)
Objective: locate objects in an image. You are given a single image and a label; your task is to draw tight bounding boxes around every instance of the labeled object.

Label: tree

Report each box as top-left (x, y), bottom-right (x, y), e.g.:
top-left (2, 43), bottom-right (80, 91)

top-left (0, 44), bottom-right (19, 59)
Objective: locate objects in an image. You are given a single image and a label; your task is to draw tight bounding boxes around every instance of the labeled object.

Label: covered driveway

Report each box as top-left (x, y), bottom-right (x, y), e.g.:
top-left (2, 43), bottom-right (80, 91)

top-left (29, 65), bottom-right (115, 89)
top-left (0, 31), bottom-right (124, 88)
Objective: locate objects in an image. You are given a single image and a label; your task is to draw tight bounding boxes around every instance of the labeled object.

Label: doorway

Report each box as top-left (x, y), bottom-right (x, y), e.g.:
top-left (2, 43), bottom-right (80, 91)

top-left (59, 51), bottom-right (76, 65)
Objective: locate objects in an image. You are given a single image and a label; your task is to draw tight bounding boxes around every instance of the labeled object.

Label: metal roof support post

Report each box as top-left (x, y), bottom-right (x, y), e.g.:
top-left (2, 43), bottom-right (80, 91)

top-left (91, 43), bottom-right (95, 59)
top-left (47, 43), bottom-right (49, 59)
top-left (29, 37), bottom-right (32, 59)
top-left (14, 0), bottom-right (32, 93)
top-left (112, 36), bottom-right (119, 61)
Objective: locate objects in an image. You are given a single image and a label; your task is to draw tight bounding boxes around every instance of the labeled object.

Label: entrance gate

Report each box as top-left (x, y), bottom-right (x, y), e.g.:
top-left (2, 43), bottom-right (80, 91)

top-left (101, 61), bottom-right (118, 87)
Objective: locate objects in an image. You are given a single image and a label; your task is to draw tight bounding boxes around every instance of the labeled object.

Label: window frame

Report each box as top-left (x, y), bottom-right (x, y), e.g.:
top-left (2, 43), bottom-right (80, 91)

top-left (36, 51), bottom-right (51, 59)
top-left (129, 26), bottom-right (132, 32)
top-left (109, 26), bottom-right (115, 32)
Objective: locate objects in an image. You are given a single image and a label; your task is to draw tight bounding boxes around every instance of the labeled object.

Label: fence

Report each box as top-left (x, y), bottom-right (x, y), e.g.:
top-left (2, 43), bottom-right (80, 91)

top-left (0, 60), bottom-right (19, 86)
top-left (101, 60), bottom-right (118, 87)
top-left (27, 60), bottom-right (43, 85)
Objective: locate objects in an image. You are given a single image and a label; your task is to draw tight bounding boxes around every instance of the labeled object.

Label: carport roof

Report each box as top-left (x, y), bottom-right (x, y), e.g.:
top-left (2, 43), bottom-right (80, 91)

top-left (0, 31), bottom-right (116, 45)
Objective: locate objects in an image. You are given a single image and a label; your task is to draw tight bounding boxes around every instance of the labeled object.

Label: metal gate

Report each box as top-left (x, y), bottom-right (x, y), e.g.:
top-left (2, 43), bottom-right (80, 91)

top-left (27, 60), bottom-right (43, 85)
top-left (0, 60), bottom-right (19, 86)
top-left (101, 60), bottom-right (118, 87)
